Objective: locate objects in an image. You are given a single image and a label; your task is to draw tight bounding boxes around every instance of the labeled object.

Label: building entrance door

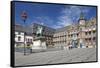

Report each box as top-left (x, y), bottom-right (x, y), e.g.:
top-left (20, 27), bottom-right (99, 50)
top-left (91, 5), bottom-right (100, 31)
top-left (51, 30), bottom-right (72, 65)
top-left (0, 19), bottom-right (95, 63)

top-left (72, 40), bottom-right (78, 48)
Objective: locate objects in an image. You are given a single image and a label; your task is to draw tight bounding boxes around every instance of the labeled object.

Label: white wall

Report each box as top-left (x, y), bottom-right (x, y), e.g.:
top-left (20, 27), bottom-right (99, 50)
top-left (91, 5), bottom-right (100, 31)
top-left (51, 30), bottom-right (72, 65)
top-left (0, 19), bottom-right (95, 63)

top-left (15, 31), bottom-right (33, 43)
top-left (15, 31), bottom-right (24, 42)
top-left (0, 0), bottom-right (100, 68)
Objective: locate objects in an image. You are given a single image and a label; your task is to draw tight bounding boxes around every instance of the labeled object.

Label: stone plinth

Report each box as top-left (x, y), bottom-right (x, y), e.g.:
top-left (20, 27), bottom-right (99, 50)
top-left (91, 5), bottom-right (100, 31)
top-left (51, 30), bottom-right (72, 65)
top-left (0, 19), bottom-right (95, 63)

top-left (32, 36), bottom-right (47, 52)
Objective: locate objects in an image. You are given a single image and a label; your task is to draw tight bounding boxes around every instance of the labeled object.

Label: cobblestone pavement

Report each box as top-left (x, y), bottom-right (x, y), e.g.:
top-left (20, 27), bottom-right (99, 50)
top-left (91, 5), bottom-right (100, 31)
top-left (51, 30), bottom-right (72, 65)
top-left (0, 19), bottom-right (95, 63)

top-left (15, 48), bottom-right (97, 66)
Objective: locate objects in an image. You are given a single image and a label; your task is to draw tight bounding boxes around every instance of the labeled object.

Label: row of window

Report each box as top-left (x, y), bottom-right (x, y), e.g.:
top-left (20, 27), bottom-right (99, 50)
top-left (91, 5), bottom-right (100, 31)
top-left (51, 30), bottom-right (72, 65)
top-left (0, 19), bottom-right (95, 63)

top-left (53, 35), bottom-right (66, 38)
top-left (85, 37), bottom-right (96, 41)
top-left (26, 38), bottom-right (32, 42)
top-left (68, 34), bottom-right (79, 38)
top-left (85, 30), bottom-right (96, 35)
top-left (54, 33), bottom-right (79, 38)
top-left (53, 38), bottom-right (96, 44)
top-left (54, 30), bottom-right (96, 39)
top-left (17, 36), bottom-right (32, 42)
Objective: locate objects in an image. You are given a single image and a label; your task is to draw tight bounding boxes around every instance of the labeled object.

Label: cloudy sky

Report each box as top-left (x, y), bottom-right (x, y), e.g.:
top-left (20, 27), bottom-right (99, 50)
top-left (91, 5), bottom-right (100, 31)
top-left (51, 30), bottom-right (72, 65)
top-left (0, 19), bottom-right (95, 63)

top-left (15, 2), bottom-right (97, 29)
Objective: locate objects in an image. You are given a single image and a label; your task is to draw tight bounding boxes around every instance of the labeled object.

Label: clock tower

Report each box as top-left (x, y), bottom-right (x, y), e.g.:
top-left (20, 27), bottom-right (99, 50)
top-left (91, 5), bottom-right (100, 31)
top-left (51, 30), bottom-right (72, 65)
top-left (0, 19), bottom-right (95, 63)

top-left (78, 12), bottom-right (86, 48)
top-left (78, 12), bottom-right (86, 31)
top-left (79, 12), bottom-right (86, 25)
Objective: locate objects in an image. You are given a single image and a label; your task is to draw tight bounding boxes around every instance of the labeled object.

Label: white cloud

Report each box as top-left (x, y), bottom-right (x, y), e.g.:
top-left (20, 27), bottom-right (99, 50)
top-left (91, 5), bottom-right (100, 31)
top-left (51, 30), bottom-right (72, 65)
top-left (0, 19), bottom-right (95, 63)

top-left (31, 6), bottom-right (91, 29)
top-left (32, 16), bottom-right (54, 27)
top-left (57, 15), bottom-right (73, 26)
top-left (56, 6), bottom-right (90, 28)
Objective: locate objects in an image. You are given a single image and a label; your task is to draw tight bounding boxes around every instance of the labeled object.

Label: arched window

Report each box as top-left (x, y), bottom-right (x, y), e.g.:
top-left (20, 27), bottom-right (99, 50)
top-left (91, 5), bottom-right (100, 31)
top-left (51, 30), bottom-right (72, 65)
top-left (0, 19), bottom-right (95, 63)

top-left (93, 30), bottom-right (96, 34)
top-left (89, 31), bottom-right (91, 35)
top-left (93, 37), bottom-right (96, 41)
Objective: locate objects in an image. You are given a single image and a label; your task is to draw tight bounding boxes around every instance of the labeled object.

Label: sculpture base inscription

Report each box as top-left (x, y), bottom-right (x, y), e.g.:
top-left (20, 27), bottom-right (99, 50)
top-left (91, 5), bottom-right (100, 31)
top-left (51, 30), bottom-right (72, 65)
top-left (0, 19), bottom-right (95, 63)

top-left (32, 39), bottom-right (47, 52)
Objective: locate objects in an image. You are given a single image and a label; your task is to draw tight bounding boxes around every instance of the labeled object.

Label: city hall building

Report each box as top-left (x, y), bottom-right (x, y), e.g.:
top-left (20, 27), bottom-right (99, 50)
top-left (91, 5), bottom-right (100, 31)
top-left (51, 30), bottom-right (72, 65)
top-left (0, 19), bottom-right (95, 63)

top-left (53, 13), bottom-right (97, 48)
top-left (15, 13), bottom-right (97, 49)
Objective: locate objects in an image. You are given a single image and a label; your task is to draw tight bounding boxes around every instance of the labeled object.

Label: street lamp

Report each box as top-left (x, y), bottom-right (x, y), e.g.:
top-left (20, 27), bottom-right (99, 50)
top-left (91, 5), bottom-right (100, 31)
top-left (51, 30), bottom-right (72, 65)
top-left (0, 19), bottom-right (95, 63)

top-left (21, 11), bottom-right (27, 55)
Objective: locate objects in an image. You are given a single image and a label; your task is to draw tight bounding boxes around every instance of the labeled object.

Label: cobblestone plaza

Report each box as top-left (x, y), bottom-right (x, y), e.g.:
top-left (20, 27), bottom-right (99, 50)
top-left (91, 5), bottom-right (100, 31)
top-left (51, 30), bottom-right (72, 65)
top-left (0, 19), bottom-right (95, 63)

top-left (15, 48), bottom-right (97, 66)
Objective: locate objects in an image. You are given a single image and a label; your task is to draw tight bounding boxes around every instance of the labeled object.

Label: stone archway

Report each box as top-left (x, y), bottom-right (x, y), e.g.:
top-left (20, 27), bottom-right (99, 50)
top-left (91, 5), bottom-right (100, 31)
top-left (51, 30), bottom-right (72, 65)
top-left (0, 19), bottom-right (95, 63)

top-left (71, 40), bottom-right (78, 48)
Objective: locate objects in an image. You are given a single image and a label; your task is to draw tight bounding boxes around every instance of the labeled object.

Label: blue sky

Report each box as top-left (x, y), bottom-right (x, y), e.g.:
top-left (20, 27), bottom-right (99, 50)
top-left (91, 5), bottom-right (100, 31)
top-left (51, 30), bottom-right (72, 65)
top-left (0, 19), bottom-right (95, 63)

top-left (15, 2), bottom-right (97, 29)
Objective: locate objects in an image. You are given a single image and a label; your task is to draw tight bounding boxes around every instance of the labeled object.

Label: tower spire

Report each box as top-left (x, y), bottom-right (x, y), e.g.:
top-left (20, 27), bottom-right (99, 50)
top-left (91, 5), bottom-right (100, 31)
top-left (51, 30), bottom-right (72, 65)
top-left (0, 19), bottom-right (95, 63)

top-left (79, 12), bottom-right (84, 20)
top-left (78, 11), bottom-right (86, 25)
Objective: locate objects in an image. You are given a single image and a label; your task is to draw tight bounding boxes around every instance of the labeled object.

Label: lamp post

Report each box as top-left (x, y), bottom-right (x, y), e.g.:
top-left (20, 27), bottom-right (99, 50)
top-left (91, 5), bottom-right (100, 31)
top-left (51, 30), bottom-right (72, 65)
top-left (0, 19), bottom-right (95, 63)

top-left (21, 11), bottom-right (27, 55)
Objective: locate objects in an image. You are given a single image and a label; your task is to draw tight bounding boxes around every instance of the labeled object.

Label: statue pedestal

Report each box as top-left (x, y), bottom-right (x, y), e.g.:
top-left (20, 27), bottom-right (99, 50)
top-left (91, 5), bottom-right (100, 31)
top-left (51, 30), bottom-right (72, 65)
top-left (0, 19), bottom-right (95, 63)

top-left (32, 36), bottom-right (47, 52)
